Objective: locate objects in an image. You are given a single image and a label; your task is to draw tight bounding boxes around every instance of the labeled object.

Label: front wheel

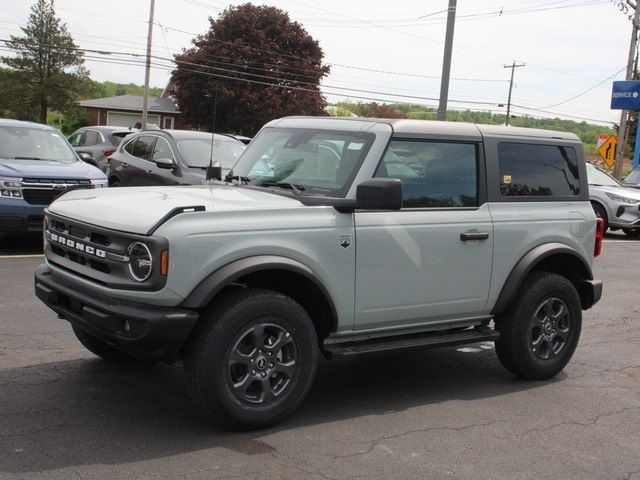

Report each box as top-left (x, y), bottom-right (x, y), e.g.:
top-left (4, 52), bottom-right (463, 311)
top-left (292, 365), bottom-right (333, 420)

top-left (622, 228), bottom-right (640, 238)
top-left (591, 202), bottom-right (609, 232)
top-left (495, 272), bottom-right (581, 380)
top-left (184, 288), bottom-right (319, 430)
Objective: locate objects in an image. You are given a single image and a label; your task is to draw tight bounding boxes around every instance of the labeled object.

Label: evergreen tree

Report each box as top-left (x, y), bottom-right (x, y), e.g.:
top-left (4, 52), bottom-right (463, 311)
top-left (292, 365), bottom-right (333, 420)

top-left (1, 0), bottom-right (87, 123)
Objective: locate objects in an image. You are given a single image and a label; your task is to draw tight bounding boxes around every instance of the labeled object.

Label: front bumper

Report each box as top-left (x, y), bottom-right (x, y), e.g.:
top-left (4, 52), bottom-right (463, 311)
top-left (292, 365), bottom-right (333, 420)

top-left (608, 202), bottom-right (640, 229)
top-left (34, 264), bottom-right (199, 362)
top-left (0, 201), bottom-right (46, 232)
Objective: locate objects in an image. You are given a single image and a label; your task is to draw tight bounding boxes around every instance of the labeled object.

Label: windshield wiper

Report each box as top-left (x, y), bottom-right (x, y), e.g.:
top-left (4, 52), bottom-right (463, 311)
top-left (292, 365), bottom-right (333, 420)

top-left (224, 174), bottom-right (251, 184)
top-left (258, 181), bottom-right (306, 195)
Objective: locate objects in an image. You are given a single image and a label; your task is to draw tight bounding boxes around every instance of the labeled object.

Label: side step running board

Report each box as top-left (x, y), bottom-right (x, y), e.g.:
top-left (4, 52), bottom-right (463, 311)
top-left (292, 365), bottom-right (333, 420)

top-left (323, 327), bottom-right (499, 358)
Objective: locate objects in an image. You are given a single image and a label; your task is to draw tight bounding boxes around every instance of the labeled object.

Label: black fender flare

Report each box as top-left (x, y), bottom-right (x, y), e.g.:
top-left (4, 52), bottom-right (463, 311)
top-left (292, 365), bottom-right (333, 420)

top-left (181, 255), bottom-right (338, 320)
top-left (491, 242), bottom-right (593, 315)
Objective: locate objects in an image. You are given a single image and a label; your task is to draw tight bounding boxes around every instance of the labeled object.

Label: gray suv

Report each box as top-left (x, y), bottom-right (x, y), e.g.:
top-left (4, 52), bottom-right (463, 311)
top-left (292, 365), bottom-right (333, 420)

top-left (34, 117), bottom-right (603, 429)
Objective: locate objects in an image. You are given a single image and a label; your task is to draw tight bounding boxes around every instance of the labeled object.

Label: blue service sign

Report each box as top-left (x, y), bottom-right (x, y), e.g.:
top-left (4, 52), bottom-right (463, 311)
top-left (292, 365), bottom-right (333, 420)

top-left (611, 81), bottom-right (640, 109)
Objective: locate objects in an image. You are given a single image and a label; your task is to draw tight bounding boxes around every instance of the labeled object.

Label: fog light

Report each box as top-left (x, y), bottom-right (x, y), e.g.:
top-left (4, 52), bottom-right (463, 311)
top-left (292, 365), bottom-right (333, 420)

top-left (123, 320), bottom-right (131, 333)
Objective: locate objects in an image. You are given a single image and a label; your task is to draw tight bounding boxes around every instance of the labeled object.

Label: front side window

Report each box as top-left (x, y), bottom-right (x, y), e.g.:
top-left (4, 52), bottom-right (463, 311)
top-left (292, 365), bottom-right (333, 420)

top-left (152, 137), bottom-right (174, 162)
top-left (498, 143), bottom-right (580, 196)
top-left (375, 140), bottom-right (478, 208)
top-left (131, 136), bottom-right (155, 160)
top-left (231, 127), bottom-right (375, 197)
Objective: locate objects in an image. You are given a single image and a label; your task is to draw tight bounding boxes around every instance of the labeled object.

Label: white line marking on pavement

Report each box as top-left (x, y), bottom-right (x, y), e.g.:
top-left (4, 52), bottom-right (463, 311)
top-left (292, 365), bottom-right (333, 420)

top-left (604, 240), bottom-right (640, 243)
top-left (0, 254), bottom-right (44, 259)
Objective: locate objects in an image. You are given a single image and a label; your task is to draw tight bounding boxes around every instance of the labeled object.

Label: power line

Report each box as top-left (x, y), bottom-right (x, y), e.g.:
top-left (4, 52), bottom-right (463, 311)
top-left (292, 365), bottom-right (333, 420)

top-left (542, 66), bottom-right (628, 108)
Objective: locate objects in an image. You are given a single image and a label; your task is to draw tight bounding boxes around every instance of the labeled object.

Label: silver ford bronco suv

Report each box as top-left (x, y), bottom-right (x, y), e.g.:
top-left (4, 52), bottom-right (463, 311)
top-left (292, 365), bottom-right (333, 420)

top-left (35, 117), bottom-right (604, 429)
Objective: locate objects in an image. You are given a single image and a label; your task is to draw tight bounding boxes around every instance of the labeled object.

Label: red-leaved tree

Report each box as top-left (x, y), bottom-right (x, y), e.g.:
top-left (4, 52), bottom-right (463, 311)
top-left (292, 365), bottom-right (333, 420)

top-left (171, 4), bottom-right (329, 135)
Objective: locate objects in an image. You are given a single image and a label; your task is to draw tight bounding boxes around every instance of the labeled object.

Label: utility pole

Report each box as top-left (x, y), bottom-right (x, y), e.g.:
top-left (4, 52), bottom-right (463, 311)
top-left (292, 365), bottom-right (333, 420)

top-left (503, 61), bottom-right (525, 126)
top-left (614, 2), bottom-right (640, 179)
top-left (141, 0), bottom-right (155, 130)
top-left (437, 0), bottom-right (457, 121)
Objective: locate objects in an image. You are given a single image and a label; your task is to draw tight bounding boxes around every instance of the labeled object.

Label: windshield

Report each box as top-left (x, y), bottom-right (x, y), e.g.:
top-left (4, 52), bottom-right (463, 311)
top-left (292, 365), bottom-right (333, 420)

top-left (626, 168), bottom-right (640, 184)
top-left (176, 136), bottom-right (246, 169)
top-left (587, 164), bottom-right (621, 187)
top-left (0, 126), bottom-right (77, 163)
top-left (230, 127), bottom-right (375, 196)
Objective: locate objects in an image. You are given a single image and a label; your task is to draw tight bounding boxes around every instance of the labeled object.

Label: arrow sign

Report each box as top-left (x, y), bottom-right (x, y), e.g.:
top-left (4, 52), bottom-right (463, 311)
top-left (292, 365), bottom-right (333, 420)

top-left (598, 135), bottom-right (617, 168)
top-left (611, 81), bottom-right (640, 109)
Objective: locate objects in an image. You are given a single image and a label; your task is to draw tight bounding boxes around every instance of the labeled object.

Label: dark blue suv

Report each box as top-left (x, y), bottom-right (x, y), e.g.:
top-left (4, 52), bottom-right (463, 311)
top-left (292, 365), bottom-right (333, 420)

top-left (0, 119), bottom-right (107, 234)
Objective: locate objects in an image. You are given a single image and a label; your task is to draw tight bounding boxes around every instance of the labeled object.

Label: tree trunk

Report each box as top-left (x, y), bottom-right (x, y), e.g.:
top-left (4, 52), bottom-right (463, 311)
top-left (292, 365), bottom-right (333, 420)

top-left (39, 94), bottom-right (47, 124)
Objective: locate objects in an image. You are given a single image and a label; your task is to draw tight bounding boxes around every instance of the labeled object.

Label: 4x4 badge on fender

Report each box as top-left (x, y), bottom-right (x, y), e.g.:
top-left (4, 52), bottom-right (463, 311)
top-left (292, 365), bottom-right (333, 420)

top-left (339, 234), bottom-right (351, 248)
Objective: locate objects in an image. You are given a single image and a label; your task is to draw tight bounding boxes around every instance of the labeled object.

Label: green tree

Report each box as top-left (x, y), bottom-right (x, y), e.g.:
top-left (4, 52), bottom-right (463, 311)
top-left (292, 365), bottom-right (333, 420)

top-left (1, 0), bottom-right (87, 123)
top-left (171, 3), bottom-right (329, 135)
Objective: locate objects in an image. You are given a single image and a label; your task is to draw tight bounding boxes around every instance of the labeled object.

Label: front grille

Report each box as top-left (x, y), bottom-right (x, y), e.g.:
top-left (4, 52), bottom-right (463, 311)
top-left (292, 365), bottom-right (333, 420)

top-left (23, 189), bottom-right (60, 205)
top-left (43, 211), bottom-right (168, 291)
top-left (21, 179), bottom-right (93, 206)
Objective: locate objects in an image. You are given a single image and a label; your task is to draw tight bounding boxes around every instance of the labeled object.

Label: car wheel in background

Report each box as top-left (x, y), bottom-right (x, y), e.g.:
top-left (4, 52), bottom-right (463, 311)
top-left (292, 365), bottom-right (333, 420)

top-left (591, 202), bottom-right (608, 232)
top-left (622, 228), bottom-right (640, 238)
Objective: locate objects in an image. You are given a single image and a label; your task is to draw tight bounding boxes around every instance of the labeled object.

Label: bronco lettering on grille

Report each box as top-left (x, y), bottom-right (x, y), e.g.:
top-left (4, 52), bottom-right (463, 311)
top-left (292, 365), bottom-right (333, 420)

top-left (49, 232), bottom-right (106, 258)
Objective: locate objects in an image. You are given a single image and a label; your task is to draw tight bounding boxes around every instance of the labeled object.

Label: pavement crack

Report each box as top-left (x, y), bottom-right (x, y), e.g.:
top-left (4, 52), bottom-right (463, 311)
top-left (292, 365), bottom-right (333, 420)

top-left (521, 406), bottom-right (640, 437)
top-left (335, 419), bottom-right (499, 459)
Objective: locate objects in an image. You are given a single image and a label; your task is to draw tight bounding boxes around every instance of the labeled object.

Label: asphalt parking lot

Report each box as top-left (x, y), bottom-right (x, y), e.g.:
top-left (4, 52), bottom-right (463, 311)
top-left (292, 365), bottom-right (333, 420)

top-left (0, 233), bottom-right (639, 480)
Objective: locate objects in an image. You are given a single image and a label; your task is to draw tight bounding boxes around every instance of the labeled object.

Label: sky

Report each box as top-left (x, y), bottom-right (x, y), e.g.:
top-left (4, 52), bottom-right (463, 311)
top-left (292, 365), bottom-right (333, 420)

top-left (0, 0), bottom-right (635, 125)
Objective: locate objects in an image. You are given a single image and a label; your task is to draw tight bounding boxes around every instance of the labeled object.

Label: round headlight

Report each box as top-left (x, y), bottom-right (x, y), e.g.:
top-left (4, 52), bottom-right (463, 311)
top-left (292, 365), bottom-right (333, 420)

top-left (127, 242), bottom-right (153, 282)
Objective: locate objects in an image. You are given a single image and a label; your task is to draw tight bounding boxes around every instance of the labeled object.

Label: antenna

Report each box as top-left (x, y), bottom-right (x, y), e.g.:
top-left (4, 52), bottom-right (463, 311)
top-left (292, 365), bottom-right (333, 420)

top-left (206, 85), bottom-right (222, 181)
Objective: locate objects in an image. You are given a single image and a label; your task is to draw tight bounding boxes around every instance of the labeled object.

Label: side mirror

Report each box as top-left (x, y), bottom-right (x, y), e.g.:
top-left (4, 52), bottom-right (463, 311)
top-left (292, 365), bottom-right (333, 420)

top-left (356, 178), bottom-right (403, 210)
top-left (78, 152), bottom-right (92, 162)
top-left (156, 157), bottom-right (176, 170)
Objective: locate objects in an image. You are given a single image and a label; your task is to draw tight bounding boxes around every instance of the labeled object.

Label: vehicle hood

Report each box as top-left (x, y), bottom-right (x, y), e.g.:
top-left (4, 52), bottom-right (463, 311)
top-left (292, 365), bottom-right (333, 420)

top-left (48, 184), bottom-right (305, 235)
top-left (0, 158), bottom-right (105, 179)
top-left (591, 184), bottom-right (640, 201)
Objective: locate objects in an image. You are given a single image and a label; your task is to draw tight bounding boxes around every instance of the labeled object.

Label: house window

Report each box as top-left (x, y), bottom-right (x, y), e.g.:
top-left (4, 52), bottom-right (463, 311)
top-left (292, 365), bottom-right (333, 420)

top-left (163, 117), bottom-right (175, 129)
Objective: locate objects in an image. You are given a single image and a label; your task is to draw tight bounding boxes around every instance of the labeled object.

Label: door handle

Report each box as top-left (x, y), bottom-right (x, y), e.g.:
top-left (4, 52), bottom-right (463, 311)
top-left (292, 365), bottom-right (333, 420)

top-left (460, 232), bottom-right (489, 241)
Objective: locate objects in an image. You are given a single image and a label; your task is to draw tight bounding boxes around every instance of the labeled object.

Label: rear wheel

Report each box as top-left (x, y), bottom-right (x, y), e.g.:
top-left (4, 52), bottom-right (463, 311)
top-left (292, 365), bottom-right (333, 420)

top-left (495, 272), bottom-right (581, 380)
top-left (184, 288), bottom-right (318, 430)
top-left (72, 326), bottom-right (138, 362)
top-left (591, 202), bottom-right (608, 232)
top-left (109, 179), bottom-right (121, 187)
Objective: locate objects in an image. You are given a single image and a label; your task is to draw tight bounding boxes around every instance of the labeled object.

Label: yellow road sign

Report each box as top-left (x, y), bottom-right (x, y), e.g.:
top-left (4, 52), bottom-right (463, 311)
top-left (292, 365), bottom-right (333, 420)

top-left (598, 135), bottom-right (617, 168)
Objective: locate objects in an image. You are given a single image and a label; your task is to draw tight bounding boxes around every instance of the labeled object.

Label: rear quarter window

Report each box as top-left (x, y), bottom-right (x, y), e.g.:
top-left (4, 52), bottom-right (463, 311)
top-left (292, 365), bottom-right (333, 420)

top-left (498, 143), bottom-right (580, 197)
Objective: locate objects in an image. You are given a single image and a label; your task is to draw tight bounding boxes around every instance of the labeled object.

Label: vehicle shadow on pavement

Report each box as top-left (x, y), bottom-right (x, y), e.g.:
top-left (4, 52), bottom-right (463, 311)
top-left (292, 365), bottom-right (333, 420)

top-left (0, 346), bottom-right (552, 475)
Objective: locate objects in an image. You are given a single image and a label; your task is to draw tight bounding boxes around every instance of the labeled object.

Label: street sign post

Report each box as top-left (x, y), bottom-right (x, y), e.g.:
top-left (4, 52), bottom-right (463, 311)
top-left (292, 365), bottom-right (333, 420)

top-left (598, 135), bottom-right (618, 168)
top-left (611, 81), bottom-right (640, 169)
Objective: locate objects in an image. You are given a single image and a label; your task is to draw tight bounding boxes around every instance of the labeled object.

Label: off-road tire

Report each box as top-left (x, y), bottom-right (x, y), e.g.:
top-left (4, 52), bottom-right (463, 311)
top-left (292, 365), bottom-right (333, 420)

top-left (591, 202), bottom-right (608, 232)
top-left (184, 288), bottom-right (319, 430)
top-left (495, 272), bottom-right (582, 380)
top-left (72, 326), bottom-right (138, 362)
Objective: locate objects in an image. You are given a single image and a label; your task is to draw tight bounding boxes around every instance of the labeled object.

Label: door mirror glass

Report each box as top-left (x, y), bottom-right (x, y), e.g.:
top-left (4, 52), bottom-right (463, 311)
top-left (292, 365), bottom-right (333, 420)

top-left (356, 178), bottom-right (403, 210)
top-left (155, 157), bottom-right (176, 169)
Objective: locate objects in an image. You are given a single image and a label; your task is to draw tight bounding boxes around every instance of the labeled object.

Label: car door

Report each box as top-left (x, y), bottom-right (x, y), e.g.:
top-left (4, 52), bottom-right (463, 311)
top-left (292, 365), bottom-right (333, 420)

top-left (353, 139), bottom-right (493, 333)
top-left (150, 136), bottom-right (181, 185)
top-left (123, 135), bottom-right (158, 186)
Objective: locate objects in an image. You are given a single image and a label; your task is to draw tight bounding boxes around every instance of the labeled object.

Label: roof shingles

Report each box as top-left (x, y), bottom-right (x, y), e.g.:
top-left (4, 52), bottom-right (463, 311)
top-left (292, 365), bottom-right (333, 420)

top-left (78, 94), bottom-right (180, 113)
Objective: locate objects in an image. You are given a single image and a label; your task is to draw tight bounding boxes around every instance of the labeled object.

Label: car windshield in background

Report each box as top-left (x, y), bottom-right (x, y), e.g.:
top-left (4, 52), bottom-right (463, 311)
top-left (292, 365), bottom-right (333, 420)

top-left (587, 164), bottom-right (621, 187)
top-left (230, 127), bottom-right (375, 197)
top-left (0, 126), bottom-right (77, 163)
top-left (176, 136), bottom-right (246, 170)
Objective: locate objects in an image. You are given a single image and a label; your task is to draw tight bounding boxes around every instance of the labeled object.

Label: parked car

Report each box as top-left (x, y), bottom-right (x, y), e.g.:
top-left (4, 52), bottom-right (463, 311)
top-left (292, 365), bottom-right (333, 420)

top-left (35, 117), bottom-right (603, 429)
top-left (587, 163), bottom-right (640, 237)
top-left (107, 130), bottom-right (246, 186)
top-left (623, 165), bottom-right (640, 189)
top-left (0, 119), bottom-right (107, 234)
top-left (68, 126), bottom-right (136, 173)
